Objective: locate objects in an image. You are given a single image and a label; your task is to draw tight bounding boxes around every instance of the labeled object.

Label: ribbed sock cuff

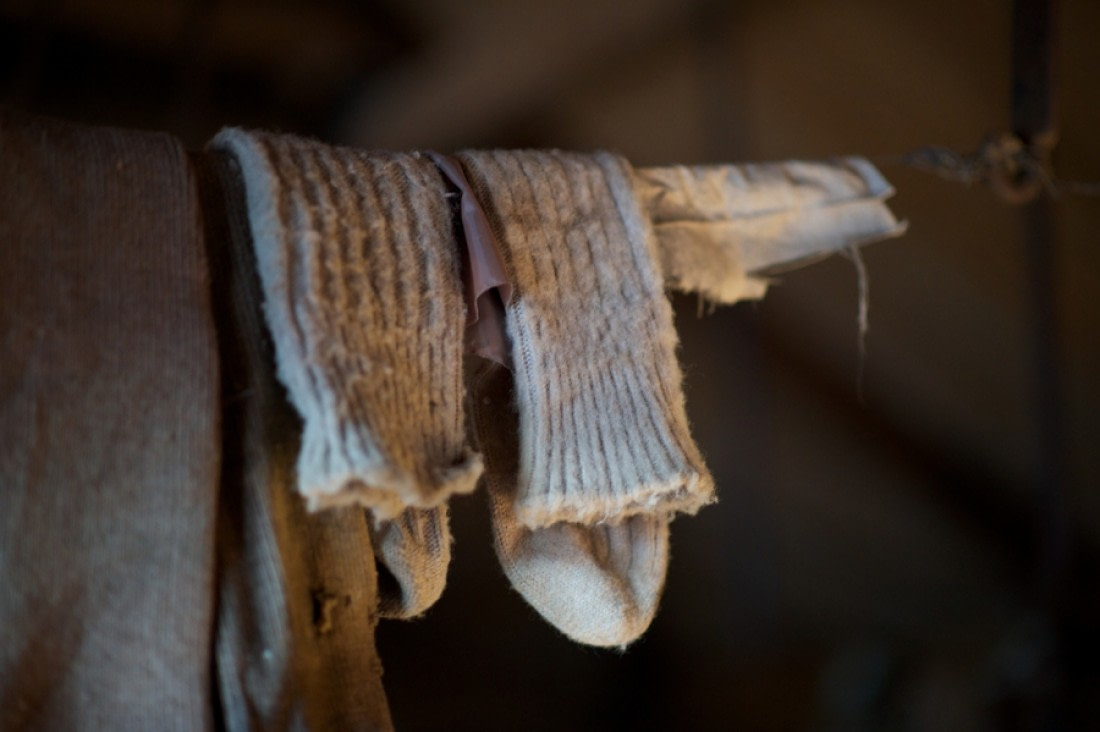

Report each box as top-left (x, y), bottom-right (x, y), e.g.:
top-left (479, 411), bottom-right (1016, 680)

top-left (457, 149), bottom-right (714, 528)
top-left (211, 130), bottom-right (482, 517)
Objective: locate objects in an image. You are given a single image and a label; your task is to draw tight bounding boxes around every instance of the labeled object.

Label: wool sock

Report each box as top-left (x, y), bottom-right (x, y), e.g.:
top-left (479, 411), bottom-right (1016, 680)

top-left (458, 149), bottom-right (714, 527)
top-left (458, 149), bottom-right (713, 647)
top-left (371, 506), bottom-right (451, 619)
top-left (210, 130), bottom-right (482, 517)
top-left (200, 150), bottom-right (393, 729)
top-left (472, 361), bottom-right (669, 647)
top-left (635, 157), bottom-right (906, 303)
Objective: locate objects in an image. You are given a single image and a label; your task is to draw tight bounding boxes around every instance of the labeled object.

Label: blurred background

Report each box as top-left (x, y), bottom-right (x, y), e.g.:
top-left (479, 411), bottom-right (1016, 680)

top-left (3, 0), bottom-right (1097, 728)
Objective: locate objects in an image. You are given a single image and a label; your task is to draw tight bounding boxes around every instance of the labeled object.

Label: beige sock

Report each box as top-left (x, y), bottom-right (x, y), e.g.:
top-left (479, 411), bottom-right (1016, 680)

top-left (458, 149), bottom-right (713, 647)
top-left (472, 361), bottom-right (669, 647)
top-left (201, 149), bottom-right (393, 728)
top-left (210, 130), bottom-right (482, 517)
top-left (370, 507), bottom-right (451, 619)
top-left (458, 149), bottom-right (714, 526)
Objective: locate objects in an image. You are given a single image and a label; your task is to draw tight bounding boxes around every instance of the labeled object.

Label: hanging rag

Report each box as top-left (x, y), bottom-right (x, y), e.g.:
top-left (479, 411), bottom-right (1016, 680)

top-left (636, 157), bottom-right (907, 302)
top-left (0, 109), bottom-right (221, 728)
top-left (427, 151), bottom-right (514, 368)
top-left (0, 104), bottom-right (909, 724)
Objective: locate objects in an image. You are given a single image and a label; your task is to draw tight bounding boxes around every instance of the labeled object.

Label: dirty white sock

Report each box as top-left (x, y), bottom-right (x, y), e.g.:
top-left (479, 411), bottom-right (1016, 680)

top-left (458, 150), bottom-right (712, 647)
top-left (458, 149), bottom-right (714, 527)
top-left (472, 361), bottom-right (670, 647)
top-left (211, 130), bottom-right (482, 517)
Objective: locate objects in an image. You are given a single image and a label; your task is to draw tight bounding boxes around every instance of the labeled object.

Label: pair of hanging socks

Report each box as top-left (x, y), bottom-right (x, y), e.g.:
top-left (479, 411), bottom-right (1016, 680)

top-left (212, 132), bottom-right (907, 641)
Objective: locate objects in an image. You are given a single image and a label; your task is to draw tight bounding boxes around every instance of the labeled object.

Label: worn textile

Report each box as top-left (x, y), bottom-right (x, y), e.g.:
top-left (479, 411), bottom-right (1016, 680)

top-left (200, 151), bottom-right (394, 730)
top-left (211, 129), bottom-right (466, 624)
top-left (368, 506), bottom-right (451, 619)
top-left (635, 157), bottom-right (906, 302)
top-left (210, 130), bottom-right (482, 517)
top-left (0, 110), bottom-right (220, 729)
top-left (457, 150), bottom-right (711, 647)
top-left (472, 362), bottom-right (669, 647)
top-left (457, 149), bottom-right (714, 528)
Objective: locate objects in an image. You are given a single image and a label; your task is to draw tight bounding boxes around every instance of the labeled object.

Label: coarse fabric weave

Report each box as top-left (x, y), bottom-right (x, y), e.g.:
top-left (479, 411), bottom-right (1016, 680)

top-left (457, 149), bottom-right (715, 528)
top-left (200, 150), bottom-right (394, 730)
top-left (368, 505), bottom-right (451, 619)
top-left (0, 109), bottom-right (220, 730)
top-left (457, 149), bottom-right (711, 646)
top-left (210, 130), bottom-right (482, 517)
top-left (635, 157), bottom-right (906, 302)
top-left (472, 361), bottom-right (670, 648)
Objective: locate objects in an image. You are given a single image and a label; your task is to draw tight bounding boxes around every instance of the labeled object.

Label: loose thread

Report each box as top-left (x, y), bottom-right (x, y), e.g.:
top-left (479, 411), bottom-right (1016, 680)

top-left (847, 244), bottom-right (870, 404)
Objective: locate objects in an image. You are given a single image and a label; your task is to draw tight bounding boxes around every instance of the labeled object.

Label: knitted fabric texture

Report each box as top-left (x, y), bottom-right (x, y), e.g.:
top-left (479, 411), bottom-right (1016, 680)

top-left (457, 149), bottom-right (714, 528)
top-left (370, 506), bottom-right (451, 619)
top-left (210, 130), bottom-right (482, 517)
top-left (635, 157), bottom-right (906, 303)
top-left (200, 150), bottom-right (393, 729)
top-left (0, 109), bottom-right (221, 729)
top-left (473, 361), bottom-right (669, 647)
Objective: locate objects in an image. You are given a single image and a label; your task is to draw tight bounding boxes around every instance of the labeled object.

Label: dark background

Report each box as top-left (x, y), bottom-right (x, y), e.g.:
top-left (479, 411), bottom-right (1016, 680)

top-left (4, 0), bottom-right (1098, 728)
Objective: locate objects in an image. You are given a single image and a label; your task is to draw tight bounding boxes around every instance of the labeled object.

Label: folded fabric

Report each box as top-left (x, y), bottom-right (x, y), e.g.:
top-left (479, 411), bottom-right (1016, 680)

top-left (0, 109), bottom-right (220, 728)
top-left (635, 157), bottom-right (907, 302)
top-left (457, 149), bottom-right (713, 647)
top-left (210, 130), bottom-right (482, 517)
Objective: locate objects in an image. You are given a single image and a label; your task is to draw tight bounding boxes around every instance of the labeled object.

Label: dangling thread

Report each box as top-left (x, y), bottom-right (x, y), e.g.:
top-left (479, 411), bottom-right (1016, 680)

top-left (847, 244), bottom-right (870, 402)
